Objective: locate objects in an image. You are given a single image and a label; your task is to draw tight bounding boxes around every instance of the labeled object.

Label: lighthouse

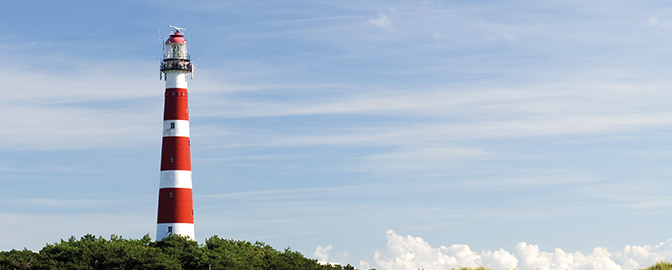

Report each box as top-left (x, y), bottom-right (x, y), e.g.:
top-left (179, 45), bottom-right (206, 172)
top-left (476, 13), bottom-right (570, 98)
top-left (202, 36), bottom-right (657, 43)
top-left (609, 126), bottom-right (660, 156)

top-left (156, 26), bottom-right (194, 240)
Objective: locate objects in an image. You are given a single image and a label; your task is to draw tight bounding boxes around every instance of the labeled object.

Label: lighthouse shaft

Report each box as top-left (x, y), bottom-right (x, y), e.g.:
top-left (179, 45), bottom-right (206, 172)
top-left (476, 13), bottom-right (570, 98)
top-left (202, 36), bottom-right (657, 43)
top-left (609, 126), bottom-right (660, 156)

top-left (157, 29), bottom-right (194, 241)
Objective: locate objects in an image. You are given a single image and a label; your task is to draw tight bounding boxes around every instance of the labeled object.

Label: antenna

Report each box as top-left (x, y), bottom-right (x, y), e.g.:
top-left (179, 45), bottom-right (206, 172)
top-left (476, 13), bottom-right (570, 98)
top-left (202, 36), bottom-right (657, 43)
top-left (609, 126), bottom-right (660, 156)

top-left (158, 28), bottom-right (165, 62)
top-left (168, 25), bottom-right (186, 33)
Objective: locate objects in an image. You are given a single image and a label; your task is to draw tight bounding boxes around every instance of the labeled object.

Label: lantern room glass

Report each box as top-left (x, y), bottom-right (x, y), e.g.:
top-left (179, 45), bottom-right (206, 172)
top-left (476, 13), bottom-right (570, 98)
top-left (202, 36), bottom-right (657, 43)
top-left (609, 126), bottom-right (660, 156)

top-left (165, 43), bottom-right (188, 60)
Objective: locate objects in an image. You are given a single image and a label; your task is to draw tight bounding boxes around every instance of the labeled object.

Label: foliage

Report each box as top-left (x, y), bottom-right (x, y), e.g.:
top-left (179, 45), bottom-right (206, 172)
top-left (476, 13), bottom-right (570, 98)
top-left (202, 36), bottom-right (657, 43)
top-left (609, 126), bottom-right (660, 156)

top-left (642, 262), bottom-right (672, 270)
top-left (0, 234), bottom-right (356, 270)
top-left (2, 236), bottom-right (667, 270)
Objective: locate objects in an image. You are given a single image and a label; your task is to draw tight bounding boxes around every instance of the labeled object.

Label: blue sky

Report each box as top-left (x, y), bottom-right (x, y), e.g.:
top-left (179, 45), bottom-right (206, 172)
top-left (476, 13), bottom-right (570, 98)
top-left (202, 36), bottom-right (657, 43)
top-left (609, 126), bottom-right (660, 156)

top-left (4, 1), bottom-right (672, 269)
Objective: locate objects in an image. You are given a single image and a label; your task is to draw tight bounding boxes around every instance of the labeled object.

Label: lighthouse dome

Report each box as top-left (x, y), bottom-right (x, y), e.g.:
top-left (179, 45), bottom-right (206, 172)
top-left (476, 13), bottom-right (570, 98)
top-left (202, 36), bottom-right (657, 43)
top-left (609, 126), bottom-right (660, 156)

top-left (165, 31), bottom-right (187, 44)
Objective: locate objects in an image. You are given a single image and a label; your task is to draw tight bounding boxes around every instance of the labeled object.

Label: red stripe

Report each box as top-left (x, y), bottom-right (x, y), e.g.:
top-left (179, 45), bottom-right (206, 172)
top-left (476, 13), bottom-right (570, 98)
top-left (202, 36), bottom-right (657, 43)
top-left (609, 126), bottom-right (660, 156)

top-left (164, 88), bottom-right (189, 120)
top-left (160, 137), bottom-right (191, 170)
top-left (157, 188), bottom-right (194, 223)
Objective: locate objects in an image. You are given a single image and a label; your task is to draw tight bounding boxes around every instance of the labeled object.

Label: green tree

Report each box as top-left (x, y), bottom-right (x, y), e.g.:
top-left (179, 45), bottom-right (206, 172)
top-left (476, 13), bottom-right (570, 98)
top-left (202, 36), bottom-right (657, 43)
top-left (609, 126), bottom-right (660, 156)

top-left (0, 248), bottom-right (40, 270)
top-left (0, 233), bottom-right (395, 270)
top-left (642, 262), bottom-right (672, 270)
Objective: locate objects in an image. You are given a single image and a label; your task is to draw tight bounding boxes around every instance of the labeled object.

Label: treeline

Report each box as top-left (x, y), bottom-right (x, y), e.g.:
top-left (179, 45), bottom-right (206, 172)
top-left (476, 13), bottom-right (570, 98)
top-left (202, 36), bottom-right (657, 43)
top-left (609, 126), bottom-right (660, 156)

top-left (0, 234), bottom-right (359, 270)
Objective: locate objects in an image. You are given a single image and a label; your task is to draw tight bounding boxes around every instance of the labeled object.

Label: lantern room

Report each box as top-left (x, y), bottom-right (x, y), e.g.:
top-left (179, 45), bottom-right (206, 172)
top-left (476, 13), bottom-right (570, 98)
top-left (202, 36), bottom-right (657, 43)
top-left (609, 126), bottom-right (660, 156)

top-left (164, 30), bottom-right (188, 60)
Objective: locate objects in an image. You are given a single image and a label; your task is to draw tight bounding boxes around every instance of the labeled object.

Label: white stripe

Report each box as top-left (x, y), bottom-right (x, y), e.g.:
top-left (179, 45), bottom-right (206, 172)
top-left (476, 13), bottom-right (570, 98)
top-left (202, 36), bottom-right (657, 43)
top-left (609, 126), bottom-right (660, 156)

top-left (165, 71), bottom-right (189, 89)
top-left (160, 170), bottom-right (192, 189)
top-left (156, 223), bottom-right (194, 240)
top-left (163, 120), bottom-right (190, 137)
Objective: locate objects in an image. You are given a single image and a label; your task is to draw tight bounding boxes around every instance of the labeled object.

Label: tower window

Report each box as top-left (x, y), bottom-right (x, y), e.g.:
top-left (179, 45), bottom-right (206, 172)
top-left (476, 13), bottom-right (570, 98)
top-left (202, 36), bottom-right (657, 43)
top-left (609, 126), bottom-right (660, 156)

top-left (170, 122), bottom-right (175, 129)
top-left (168, 226), bottom-right (173, 233)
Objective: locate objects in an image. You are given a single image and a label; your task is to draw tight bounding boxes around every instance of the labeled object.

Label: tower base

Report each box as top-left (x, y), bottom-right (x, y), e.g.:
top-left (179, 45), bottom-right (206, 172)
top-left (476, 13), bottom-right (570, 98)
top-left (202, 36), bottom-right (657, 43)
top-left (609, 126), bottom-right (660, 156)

top-left (156, 223), bottom-right (194, 240)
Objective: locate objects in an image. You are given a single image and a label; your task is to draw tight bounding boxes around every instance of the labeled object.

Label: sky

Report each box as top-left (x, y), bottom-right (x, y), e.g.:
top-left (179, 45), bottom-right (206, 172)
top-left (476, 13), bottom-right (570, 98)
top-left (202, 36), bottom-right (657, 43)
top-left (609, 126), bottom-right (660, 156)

top-left (3, 0), bottom-right (672, 269)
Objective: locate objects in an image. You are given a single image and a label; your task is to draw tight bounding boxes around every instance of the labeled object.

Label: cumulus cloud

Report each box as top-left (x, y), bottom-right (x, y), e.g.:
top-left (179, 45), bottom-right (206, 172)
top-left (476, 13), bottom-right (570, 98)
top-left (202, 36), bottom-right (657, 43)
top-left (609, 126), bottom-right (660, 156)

top-left (314, 245), bottom-right (333, 264)
top-left (359, 230), bottom-right (672, 270)
top-left (612, 241), bottom-right (672, 270)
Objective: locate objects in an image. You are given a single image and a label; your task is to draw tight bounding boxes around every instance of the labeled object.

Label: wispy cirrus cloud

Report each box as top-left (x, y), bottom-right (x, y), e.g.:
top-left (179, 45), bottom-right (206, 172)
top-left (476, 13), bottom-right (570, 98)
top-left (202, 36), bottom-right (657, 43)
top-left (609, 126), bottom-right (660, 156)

top-left (368, 11), bottom-right (395, 30)
top-left (2, 198), bottom-right (119, 208)
top-left (649, 15), bottom-right (672, 28)
top-left (0, 60), bottom-right (163, 150)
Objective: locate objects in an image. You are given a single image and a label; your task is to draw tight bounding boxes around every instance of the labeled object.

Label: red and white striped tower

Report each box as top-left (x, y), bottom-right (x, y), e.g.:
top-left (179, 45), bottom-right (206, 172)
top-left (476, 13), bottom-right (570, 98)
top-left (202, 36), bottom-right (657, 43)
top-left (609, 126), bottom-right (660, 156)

top-left (157, 26), bottom-right (194, 240)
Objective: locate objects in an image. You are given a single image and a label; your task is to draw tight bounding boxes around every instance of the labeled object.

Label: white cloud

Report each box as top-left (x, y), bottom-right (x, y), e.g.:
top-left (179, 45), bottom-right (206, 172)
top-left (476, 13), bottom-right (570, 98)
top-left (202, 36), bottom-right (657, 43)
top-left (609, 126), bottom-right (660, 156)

top-left (0, 61), bottom-right (162, 150)
top-left (192, 75), bottom-right (672, 152)
top-left (3, 198), bottom-right (118, 208)
top-left (372, 230), bottom-right (482, 270)
top-left (0, 104), bottom-right (157, 150)
top-left (312, 244), bottom-right (356, 267)
top-left (649, 15), bottom-right (672, 28)
top-left (368, 11), bottom-right (394, 30)
top-left (364, 147), bottom-right (491, 161)
top-left (360, 147), bottom-right (493, 172)
top-left (480, 249), bottom-right (518, 269)
top-left (314, 245), bottom-right (333, 264)
top-left (365, 230), bottom-right (672, 270)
